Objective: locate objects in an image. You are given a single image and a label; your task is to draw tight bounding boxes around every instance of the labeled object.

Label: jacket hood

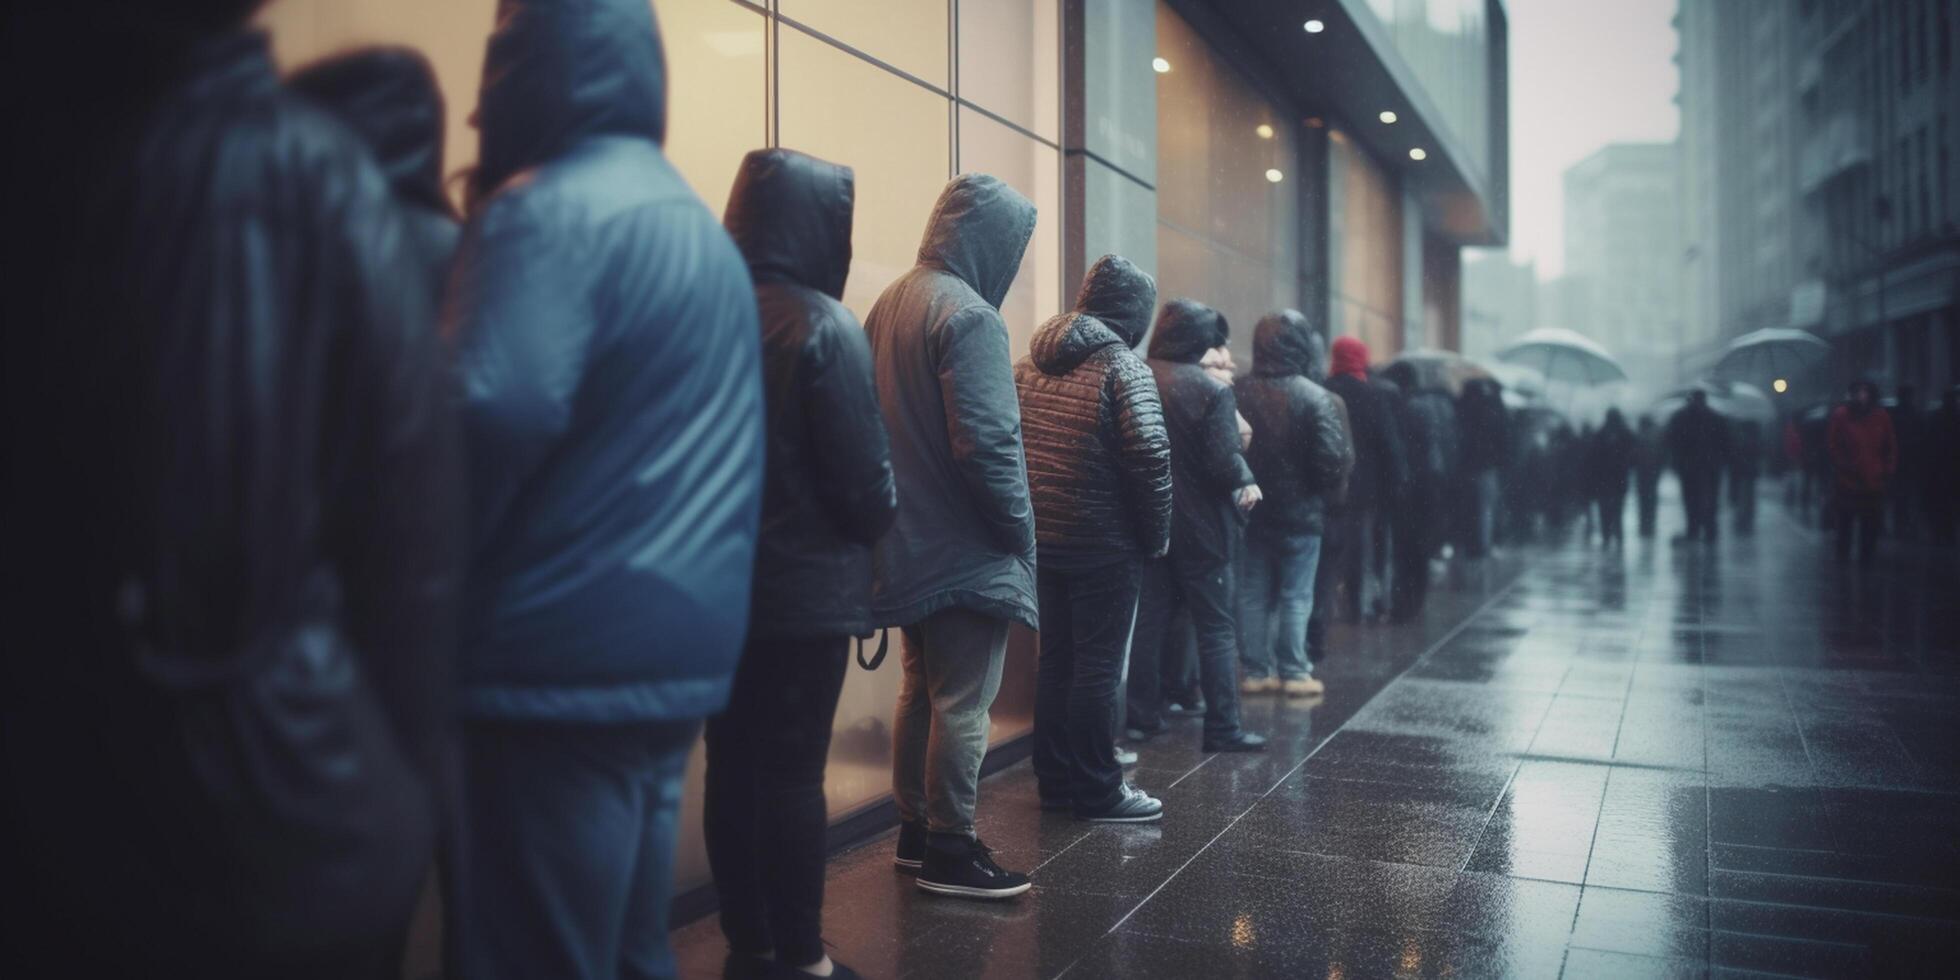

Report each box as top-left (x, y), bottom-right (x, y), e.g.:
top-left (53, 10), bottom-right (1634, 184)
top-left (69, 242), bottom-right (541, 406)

top-left (471, 0), bottom-right (667, 201)
top-left (1072, 254), bottom-right (1157, 347)
top-left (1030, 313), bottom-right (1125, 376)
top-left (1330, 335), bottom-right (1369, 380)
top-left (723, 148), bottom-right (853, 300)
top-left (1147, 298), bottom-right (1228, 363)
top-left (1253, 309), bottom-right (1326, 379)
top-left (290, 46), bottom-right (450, 216)
top-left (917, 173), bottom-right (1037, 309)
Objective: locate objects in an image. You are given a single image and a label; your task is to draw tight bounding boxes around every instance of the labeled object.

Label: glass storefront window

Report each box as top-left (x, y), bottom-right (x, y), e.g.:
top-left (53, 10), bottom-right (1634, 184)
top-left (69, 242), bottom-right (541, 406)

top-left (1329, 129), bottom-right (1406, 358)
top-left (957, 106), bottom-right (1062, 355)
top-left (778, 0), bottom-right (949, 89)
top-left (655, 0), bottom-right (767, 209)
top-left (957, 0), bottom-right (1061, 142)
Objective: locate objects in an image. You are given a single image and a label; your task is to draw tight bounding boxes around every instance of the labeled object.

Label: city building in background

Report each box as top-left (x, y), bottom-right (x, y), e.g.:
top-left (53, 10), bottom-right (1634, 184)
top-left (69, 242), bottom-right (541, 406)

top-left (1561, 142), bottom-right (1682, 389)
top-left (1461, 249), bottom-right (1539, 360)
top-left (1677, 0), bottom-right (1959, 396)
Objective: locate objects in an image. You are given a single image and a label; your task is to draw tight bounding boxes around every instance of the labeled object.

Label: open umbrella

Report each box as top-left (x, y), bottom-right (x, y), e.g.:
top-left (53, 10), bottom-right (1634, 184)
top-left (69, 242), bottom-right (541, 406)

top-left (1494, 328), bottom-right (1628, 386)
top-left (1381, 348), bottom-right (1491, 396)
top-left (1710, 328), bottom-right (1828, 385)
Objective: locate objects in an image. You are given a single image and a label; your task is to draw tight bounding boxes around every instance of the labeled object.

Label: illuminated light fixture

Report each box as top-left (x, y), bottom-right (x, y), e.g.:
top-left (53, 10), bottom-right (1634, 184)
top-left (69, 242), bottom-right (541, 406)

top-left (1379, 110), bottom-right (1398, 124)
top-left (1772, 378), bottom-right (1789, 393)
top-left (1409, 147), bottom-right (1428, 161)
top-left (1256, 123), bottom-right (1275, 139)
top-left (1152, 57), bottom-right (1171, 73)
top-left (1304, 19), bottom-right (1326, 33)
top-left (1265, 168), bottom-right (1284, 183)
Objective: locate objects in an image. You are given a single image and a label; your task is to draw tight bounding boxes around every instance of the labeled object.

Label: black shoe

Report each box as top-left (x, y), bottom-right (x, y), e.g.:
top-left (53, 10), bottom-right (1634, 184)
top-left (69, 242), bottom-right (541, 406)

top-left (1204, 731), bottom-right (1268, 753)
top-left (915, 835), bottom-right (1031, 900)
top-left (893, 819), bottom-right (925, 871)
top-left (1125, 718), bottom-right (1169, 741)
top-left (1165, 698), bottom-right (1207, 718)
top-left (1077, 784), bottom-right (1163, 823)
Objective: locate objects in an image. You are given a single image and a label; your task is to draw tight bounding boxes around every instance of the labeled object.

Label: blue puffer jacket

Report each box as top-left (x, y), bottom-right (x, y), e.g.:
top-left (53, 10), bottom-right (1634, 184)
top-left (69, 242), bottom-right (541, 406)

top-left (447, 0), bottom-right (764, 722)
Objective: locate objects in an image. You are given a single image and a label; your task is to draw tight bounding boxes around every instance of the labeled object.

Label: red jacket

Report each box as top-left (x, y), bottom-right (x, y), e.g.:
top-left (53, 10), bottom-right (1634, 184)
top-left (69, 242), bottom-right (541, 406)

top-left (1827, 405), bottom-right (1897, 496)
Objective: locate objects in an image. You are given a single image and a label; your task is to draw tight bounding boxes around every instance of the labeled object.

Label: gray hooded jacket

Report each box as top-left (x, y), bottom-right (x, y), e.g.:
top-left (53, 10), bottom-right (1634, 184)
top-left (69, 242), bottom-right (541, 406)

top-left (1238, 310), bottom-right (1355, 535)
top-left (865, 174), bottom-right (1039, 630)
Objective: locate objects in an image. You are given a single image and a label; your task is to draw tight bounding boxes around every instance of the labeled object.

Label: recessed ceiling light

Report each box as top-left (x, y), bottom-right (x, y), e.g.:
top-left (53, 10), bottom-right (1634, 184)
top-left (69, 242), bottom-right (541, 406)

top-left (1265, 168), bottom-right (1284, 183)
top-left (1152, 57), bottom-right (1171, 73)
top-left (1256, 123), bottom-right (1275, 139)
top-left (1304, 19), bottom-right (1325, 33)
top-left (1379, 110), bottom-right (1398, 124)
top-left (1409, 147), bottom-right (1428, 161)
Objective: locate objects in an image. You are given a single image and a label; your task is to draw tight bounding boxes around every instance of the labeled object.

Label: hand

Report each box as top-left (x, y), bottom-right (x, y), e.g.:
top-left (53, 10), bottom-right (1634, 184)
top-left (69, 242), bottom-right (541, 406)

top-left (1235, 484), bottom-right (1263, 515)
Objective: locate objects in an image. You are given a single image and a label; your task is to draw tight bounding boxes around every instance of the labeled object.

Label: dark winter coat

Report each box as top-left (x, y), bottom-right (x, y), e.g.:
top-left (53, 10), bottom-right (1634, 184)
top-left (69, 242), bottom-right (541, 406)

top-left (1324, 372), bottom-right (1410, 508)
top-left (866, 174), bottom-right (1040, 630)
top-left (1017, 255), bottom-right (1171, 562)
top-left (287, 46), bottom-right (458, 305)
top-left (1238, 310), bottom-right (1355, 536)
top-left (448, 0), bottom-right (765, 721)
top-left (1457, 378), bottom-right (1510, 474)
top-left (1400, 389), bottom-right (1462, 490)
top-left (1147, 299), bottom-right (1257, 561)
top-left (4, 26), bottom-right (460, 958)
top-left (1586, 418), bottom-right (1637, 499)
top-left (725, 149), bottom-right (897, 640)
top-left (1665, 399), bottom-right (1730, 480)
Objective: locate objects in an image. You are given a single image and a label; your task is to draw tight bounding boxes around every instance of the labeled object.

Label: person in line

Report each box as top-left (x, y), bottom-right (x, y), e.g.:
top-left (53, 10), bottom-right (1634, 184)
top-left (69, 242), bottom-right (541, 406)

top-left (1665, 389), bottom-right (1729, 544)
top-left (1130, 300), bottom-right (1269, 751)
top-left (444, 1), bottom-right (766, 975)
top-left (867, 173), bottom-right (1039, 899)
top-left (1390, 370), bottom-right (1459, 620)
top-left (1827, 381), bottom-right (1897, 566)
top-left (1632, 415), bottom-right (1666, 538)
top-left (1729, 419), bottom-right (1763, 535)
top-left (1587, 409), bottom-right (1638, 549)
top-left (1322, 336), bottom-right (1409, 624)
top-left (1455, 377), bottom-right (1510, 558)
top-left (288, 45), bottom-right (459, 305)
top-left (1238, 311), bottom-right (1354, 697)
top-left (1016, 255), bottom-right (1171, 822)
top-left (709, 149), bottom-right (897, 980)
top-left (5, 3), bottom-right (461, 974)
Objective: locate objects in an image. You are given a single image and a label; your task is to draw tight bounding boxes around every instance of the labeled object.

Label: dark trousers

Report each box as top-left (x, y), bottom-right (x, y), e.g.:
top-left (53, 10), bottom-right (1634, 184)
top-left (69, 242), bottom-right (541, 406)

top-left (1328, 504), bottom-right (1379, 623)
top-left (1308, 514), bottom-right (1350, 663)
top-left (1033, 558), bottom-right (1142, 810)
top-left (1835, 492), bottom-right (1883, 565)
top-left (704, 636), bottom-right (851, 967)
top-left (1597, 489), bottom-right (1627, 546)
top-left (455, 718), bottom-right (700, 980)
top-left (1128, 550), bottom-right (1245, 740)
top-left (1636, 475), bottom-right (1660, 537)
top-left (1679, 471), bottom-right (1720, 541)
top-left (1391, 486), bottom-right (1440, 620)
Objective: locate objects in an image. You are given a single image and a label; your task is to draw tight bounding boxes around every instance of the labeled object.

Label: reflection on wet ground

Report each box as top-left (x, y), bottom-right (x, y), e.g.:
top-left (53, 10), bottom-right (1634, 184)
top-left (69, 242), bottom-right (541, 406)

top-left (673, 496), bottom-right (1960, 978)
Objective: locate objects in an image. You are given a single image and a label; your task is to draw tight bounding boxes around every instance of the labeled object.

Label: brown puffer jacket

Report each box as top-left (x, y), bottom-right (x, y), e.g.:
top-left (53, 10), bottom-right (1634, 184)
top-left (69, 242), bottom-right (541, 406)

top-left (1015, 254), bottom-right (1172, 561)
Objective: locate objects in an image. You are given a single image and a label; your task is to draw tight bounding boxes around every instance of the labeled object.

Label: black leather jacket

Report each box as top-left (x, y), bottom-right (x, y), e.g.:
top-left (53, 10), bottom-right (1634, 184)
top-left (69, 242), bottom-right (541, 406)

top-left (1147, 299), bottom-right (1256, 562)
top-left (724, 149), bottom-right (897, 639)
top-left (1239, 310), bottom-right (1355, 535)
top-left (1016, 255), bottom-right (1171, 562)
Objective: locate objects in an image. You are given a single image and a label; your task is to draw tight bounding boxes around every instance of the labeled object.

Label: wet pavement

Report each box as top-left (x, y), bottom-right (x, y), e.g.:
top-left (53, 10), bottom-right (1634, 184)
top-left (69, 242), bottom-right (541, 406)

top-left (673, 492), bottom-right (1960, 979)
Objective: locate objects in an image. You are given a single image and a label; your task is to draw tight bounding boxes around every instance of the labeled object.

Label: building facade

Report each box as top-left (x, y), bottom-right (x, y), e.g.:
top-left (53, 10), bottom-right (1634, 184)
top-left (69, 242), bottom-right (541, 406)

top-left (1560, 143), bottom-right (1683, 388)
top-left (1461, 249), bottom-right (1538, 360)
top-left (256, 0), bottom-right (1508, 916)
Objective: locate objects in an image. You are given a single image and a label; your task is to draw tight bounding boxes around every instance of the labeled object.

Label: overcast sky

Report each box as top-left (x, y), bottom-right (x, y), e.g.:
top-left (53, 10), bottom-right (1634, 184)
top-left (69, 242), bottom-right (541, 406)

top-left (1494, 0), bottom-right (1680, 280)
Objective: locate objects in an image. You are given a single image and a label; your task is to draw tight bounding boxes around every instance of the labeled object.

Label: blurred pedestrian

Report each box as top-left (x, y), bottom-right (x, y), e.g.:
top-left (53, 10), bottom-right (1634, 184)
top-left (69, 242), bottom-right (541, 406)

top-left (866, 173), bottom-right (1038, 899)
top-left (1238, 311), bottom-right (1353, 695)
top-left (1826, 381), bottom-right (1897, 566)
top-left (1587, 409), bottom-right (1638, 548)
top-left (1018, 255), bottom-right (1170, 821)
top-left (444, 2), bottom-right (766, 975)
top-left (1632, 415), bottom-right (1665, 538)
top-left (1456, 377), bottom-right (1509, 557)
top-left (708, 149), bottom-right (897, 980)
top-left (1666, 389), bottom-right (1729, 543)
top-left (1132, 300), bottom-right (1269, 750)
top-left (1390, 373), bottom-right (1459, 620)
top-left (1729, 419), bottom-right (1763, 535)
top-left (5, 3), bottom-right (461, 974)
top-left (1322, 336), bottom-right (1409, 623)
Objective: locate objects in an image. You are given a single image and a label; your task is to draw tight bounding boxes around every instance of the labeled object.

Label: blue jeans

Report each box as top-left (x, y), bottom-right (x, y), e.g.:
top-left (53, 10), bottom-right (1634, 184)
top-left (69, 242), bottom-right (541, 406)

top-left (454, 719), bottom-right (700, 980)
top-left (1238, 531), bottom-right (1322, 680)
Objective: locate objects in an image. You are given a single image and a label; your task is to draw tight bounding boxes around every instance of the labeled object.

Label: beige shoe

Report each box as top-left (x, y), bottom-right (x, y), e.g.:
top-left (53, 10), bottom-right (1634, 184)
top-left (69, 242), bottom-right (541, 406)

top-left (1282, 676), bottom-right (1326, 698)
top-left (1240, 675), bottom-right (1280, 694)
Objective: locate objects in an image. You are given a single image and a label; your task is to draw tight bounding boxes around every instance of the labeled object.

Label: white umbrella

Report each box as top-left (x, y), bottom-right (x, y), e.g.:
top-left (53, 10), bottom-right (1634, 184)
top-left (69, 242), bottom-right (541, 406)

top-left (1494, 328), bottom-right (1629, 386)
top-left (1711, 328), bottom-right (1828, 385)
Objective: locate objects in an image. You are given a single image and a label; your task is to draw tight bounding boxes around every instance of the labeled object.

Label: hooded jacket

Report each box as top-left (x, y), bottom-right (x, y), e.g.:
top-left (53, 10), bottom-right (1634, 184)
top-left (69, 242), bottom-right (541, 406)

top-left (447, 0), bottom-right (764, 721)
top-left (1323, 336), bottom-right (1409, 507)
top-left (1015, 255), bottom-right (1171, 561)
top-left (1827, 396), bottom-right (1898, 497)
top-left (1238, 310), bottom-right (1355, 536)
top-left (865, 174), bottom-right (1040, 630)
top-left (1457, 377), bottom-right (1510, 474)
top-left (724, 149), bottom-right (897, 640)
top-left (288, 46), bottom-right (458, 305)
top-left (1147, 299), bottom-right (1257, 561)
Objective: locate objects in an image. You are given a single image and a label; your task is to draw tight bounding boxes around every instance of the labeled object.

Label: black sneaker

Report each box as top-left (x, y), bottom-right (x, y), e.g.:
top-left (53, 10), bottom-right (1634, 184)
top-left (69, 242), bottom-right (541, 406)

top-left (1203, 731), bottom-right (1268, 753)
top-left (893, 819), bottom-right (925, 872)
top-left (1164, 698), bottom-right (1207, 718)
top-left (1076, 784), bottom-right (1163, 823)
top-left (915, 835), bottom-right (1031, 900)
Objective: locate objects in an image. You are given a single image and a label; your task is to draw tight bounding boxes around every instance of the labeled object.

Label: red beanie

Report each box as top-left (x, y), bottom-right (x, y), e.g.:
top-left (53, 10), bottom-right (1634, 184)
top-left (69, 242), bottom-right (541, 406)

top-left (1330, 335), bottom-right (1370, 380)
